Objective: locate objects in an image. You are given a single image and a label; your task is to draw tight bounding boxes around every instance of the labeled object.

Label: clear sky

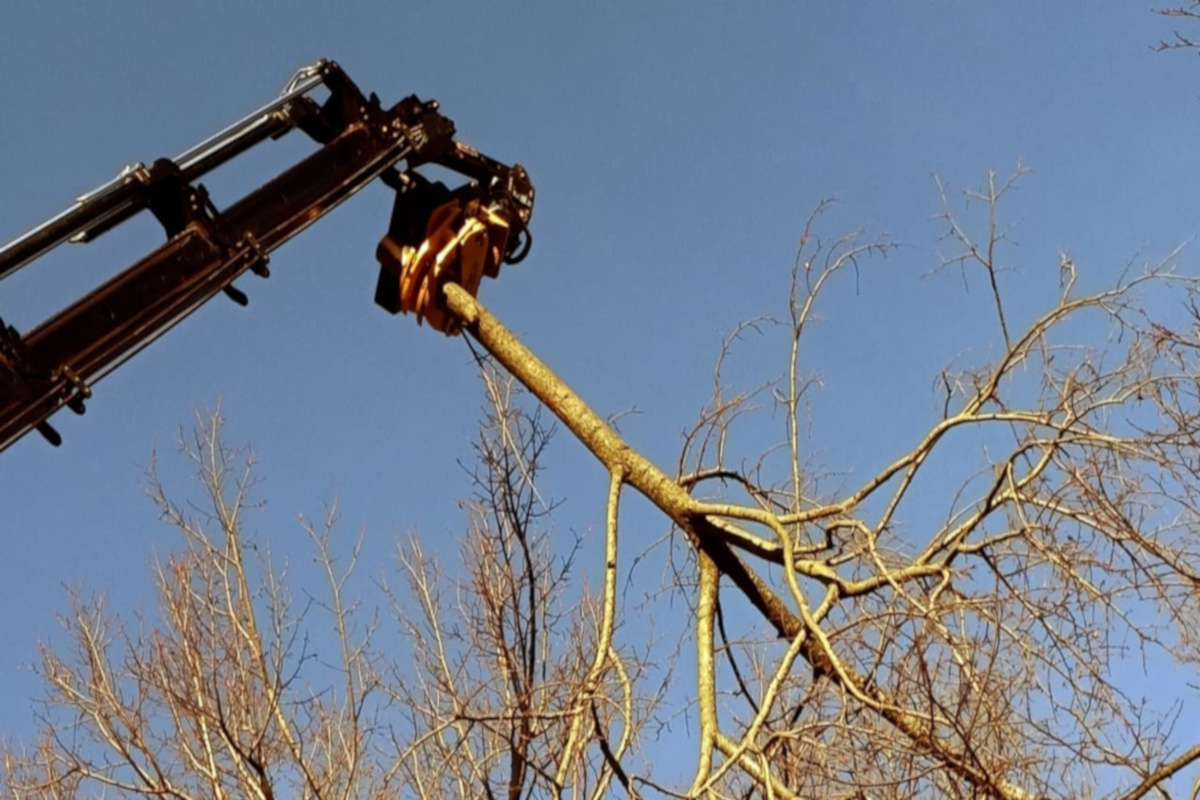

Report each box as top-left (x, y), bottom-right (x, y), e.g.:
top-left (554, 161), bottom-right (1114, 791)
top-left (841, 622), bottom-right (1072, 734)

top-left (1, 0), bottom-right (1198, 785)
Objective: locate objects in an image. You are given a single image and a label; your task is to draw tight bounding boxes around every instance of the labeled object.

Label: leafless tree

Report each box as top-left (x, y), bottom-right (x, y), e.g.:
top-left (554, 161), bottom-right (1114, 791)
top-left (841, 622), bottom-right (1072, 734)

top-left (438, 163), bottom-right (1200, 799)
top-left (7, 187), bottom-right (1200, 800)
top-left (9, 182), bottom-right (1200, 800)
top-left (384, 365), bottom-right (658, 799)
top-left (9, 14), bottom-right (1200, 799)
top-left (2, 367), bottom-right (654, 799)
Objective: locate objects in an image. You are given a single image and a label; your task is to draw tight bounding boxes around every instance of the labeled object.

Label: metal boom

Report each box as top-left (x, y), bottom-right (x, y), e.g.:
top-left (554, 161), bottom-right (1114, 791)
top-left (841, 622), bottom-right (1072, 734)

top-left (0, 59), bottom-right (533, 452)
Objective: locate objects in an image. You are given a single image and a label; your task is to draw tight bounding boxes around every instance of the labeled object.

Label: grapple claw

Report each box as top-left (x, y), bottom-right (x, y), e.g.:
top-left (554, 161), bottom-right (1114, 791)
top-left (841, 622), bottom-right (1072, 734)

top-left (376, 184), bottom-right (517, 336)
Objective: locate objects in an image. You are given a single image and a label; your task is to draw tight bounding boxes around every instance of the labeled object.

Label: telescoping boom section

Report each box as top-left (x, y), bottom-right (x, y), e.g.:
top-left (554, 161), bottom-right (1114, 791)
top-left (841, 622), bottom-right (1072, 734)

top-left (0, 59), bottom-right (534, 452)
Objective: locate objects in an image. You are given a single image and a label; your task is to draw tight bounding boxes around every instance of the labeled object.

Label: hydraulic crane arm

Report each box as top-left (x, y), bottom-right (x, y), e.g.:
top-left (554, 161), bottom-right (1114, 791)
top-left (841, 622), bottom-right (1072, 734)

top-left (0, 59), bottom-right (534, 453)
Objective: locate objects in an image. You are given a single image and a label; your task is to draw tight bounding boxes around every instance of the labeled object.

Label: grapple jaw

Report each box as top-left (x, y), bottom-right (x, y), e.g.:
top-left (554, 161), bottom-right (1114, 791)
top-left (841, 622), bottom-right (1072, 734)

top-left (375, 163), bottom-right (533, 336)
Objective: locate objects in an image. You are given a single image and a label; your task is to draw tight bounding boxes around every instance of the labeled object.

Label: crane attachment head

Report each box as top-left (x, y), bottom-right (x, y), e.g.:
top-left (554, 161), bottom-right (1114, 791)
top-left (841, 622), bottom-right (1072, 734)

top-left (374, 146), bottom-right (533, 335)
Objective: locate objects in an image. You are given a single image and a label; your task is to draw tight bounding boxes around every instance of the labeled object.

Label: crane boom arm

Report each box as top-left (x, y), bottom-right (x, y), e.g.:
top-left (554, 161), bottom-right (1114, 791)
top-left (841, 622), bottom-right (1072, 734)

top-left (0, 59), bottom-right (534, 452)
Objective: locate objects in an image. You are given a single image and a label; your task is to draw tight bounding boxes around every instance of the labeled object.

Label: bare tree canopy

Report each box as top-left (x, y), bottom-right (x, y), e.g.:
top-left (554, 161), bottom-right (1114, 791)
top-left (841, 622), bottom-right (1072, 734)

top-left (2, 378), bottom-right (661, 799)
top-left (8, 9), bottom-right (1200, 800)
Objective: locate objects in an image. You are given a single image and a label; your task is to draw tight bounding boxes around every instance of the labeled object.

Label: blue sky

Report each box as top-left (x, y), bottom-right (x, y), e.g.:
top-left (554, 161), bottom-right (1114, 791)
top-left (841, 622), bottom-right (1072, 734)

top-left (1, 1), bottom-right (1198, 786)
